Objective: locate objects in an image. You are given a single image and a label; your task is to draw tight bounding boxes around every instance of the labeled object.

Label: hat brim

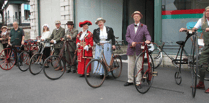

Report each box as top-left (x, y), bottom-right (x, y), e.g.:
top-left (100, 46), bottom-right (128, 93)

top-left (1, 27), bottom-right (7, 29)
top-left (131, 13), bottom-right (143, 18)
top-left (95, 19), bottom-right (106, 25)
top-left (66, 23), bottom-right (74, 25)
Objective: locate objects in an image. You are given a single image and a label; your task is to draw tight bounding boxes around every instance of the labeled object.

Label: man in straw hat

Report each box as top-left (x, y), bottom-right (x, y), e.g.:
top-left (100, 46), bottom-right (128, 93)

top-left (124, 11), bottom-right (151, 87)
top-left (62, 21), bottom-right (78, 73)
top-left (180, 6), bottom-right (209, 93)
top-left (48, 20), bottom-right (65, 71)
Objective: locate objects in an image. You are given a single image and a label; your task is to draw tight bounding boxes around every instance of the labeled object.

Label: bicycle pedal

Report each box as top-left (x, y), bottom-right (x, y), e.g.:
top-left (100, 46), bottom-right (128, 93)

top-left (153, 71), bottom-right (158, 76)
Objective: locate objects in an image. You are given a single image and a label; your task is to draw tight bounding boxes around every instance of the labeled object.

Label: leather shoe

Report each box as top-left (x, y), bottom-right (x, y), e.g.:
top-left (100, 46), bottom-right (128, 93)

top-left (67, 69), bottom-right (71, 73)
top-left (72, 70), bottom-right (76, 73)
top-left (205, 88), bottom-right (209, 93)
top-left (124, 82), bottom-right (133, 86)
top-left (79, 75), bottom-right (84, 77)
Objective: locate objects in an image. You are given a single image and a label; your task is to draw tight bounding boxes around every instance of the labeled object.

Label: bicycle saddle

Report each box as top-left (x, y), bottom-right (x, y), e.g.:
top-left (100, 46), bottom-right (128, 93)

top-left (176, 41), bottom-right (185, 45)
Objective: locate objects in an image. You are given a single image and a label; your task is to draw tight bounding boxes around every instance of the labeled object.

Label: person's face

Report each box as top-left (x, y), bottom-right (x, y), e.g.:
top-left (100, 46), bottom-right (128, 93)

top-left (133, 14), bottom-right (141, 22)
top-left (13, 23), bottom-right (18, 29)
top-left (55, 23), bottom-right (61, 28)
top-left (2, 28), bottom-right (7, 32)
top-left (67, 24), bottom-right (73, 29)
top-left (83, 25), bottom-right (89, 31)
top-left (98, 21), bottom-right (104, 28)
top-left (206, 9), bottom-right (209, 18)
top-left (43, 26), bottom-right (48, 30)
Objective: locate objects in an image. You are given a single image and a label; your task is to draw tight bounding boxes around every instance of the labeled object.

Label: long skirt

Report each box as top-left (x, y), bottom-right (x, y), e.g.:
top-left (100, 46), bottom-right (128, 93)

top-left (93, 43), bottom-right (112, 75)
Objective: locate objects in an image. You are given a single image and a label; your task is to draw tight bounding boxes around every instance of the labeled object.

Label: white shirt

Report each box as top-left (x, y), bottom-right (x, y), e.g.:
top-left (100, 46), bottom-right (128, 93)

top-left (100, 26), bottom-right (108, 40)
top-left (1, 31), bottom-right (7, 36)
top-left (134, 23), bottom-right (140, 33)
top-left (41, 31), bottom-right (51, 40)
top-left (194, 18), bottom-right (209, 29)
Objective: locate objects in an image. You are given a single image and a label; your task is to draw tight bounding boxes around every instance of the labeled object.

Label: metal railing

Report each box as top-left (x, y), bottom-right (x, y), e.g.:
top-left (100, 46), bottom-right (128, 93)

top-left (0, 16), bottom-right (30, 24)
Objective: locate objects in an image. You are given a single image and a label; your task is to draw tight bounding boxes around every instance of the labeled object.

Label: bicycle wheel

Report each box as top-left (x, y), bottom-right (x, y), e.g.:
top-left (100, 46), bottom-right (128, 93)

top-left (85, 59), bottom-right (106, 88)
top-left (190, 36), bottom-right (198, 98)
top-left (0, 48), bottom-right (16, 70)
top-left (17, 51), bottom-right (30, 72)
top-left (174, 72), bottom-right (182, 85)
top-left (43, 55), bottom-right (66, 80)
top-left (134, 52), bottom-right (154, 94)
top-left (151, 48), bottom-right (163, 69)
top-left (111, 55), bottom-right (122, 78)
top-left (29, 53), bottom-right (43, 75)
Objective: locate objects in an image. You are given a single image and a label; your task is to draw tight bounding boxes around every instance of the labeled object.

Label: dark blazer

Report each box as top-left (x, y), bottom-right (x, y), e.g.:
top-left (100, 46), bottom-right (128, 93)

top-left (93, 26), bottom-right (115, 45)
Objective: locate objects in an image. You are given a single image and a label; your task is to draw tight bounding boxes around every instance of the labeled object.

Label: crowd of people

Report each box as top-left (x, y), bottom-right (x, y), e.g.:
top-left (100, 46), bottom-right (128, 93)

top-left (1, 8), bottom-right (209, 94)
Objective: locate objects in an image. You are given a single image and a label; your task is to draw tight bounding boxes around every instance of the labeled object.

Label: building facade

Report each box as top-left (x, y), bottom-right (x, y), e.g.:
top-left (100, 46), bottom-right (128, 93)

top-left (30, 0), bottom-right (209, 54)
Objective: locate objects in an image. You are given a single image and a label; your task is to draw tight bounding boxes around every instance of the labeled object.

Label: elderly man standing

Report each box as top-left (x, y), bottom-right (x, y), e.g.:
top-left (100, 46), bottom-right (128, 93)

top-left (8, 22), bottom-right (25, 65)
top-left (48, 20), bottom-right (65, 71)
top-left (124, 11), bottom-right (151, 86)
top-left (64, 21), bottom-right (78, 73)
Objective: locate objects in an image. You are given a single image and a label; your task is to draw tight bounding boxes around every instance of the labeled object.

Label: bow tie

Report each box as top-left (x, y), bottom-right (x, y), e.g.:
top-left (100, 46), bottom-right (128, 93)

top-left (134, 25), bottom-right (138, 27)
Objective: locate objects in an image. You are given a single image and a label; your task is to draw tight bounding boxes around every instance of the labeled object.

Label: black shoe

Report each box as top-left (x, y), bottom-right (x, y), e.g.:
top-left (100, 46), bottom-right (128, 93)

top-left (79, 75), bottom-right (84, 77)
top-left (124, 82), bottom-right (133, 86)
top-left (72, 70), bottom-right (76, 73)
top-left (67, 69), bottom-right (71, 73)
top-left (44, 66), bottom-right (49, 68)
top-left (100, 75), bottom-right (104, 79)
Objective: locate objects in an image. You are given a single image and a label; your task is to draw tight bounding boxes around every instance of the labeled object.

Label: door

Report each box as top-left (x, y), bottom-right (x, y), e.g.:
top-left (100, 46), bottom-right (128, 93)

top-left (123, 0), bottom-right (154, 43)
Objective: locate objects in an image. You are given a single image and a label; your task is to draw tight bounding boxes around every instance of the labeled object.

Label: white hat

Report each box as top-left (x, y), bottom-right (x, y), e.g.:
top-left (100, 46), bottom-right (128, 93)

top-left (42, 24), bottom-right (49, 29)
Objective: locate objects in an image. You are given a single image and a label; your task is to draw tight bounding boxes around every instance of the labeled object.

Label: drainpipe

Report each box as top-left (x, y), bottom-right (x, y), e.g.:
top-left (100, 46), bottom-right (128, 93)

top-left (37, 0), bottom-right (41, 36)
top-left (73, 0), bottom-right (76, 27)
top-left (154, 0), bottom-right (162, 45)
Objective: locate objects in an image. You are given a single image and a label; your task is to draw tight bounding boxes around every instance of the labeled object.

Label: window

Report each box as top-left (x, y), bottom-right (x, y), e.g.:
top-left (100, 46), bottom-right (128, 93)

top-left (162, 0), bottom-right (209, 11)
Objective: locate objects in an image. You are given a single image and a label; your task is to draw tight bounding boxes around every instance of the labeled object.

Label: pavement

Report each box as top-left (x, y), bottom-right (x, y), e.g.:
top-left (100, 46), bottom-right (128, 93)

top-left (0, 62), bottom-right (209, 103)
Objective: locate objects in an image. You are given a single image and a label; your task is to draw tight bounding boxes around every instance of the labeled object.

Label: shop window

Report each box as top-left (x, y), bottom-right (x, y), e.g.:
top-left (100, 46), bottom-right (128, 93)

top-left (162, 0), bottom-right (209, 11)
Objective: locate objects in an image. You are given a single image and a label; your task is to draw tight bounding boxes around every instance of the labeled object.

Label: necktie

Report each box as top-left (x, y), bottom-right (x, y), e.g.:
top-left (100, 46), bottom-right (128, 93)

top-left (134, 25), bottom-right (137, 27)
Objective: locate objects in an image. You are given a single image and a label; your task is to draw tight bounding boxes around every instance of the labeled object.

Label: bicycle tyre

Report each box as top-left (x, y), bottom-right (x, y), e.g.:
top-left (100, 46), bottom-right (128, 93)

top-left (111, 55), bottom-right (122, 78)
top-left (151, 48), bottom-right (163, 69)
top-left (17, 51), bottom-right (30, 72)
top-left (43, 55), bottom-right (66, 80)
top-left (134, 52), bottom-right (154, 94)
top-left (85, 59), bottom-right (106, 88)
top-left (0, 48), bottom-right (16, 70)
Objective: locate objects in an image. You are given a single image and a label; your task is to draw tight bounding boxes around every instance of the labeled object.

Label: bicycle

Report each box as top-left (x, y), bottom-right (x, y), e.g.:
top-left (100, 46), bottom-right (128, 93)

top-left (84, 41), bottom-right (122, 88)
top-left (132, 42), bottom-right (157, 94)
top-left (17, 39), bottom-right (39, 72)
top-left (151, 29), bottom-right (199, 85)
top-left (0, 44), bottom-right (23, 70)
top-left (29, 39), bottom-right (54, 75)
top-left (42, 39), bottom-right (77, 80)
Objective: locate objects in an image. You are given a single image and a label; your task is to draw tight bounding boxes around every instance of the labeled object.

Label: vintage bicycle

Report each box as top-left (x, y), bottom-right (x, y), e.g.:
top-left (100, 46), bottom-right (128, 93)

top-left (84, 41), bottom-right (122, 88)
top-left (132, 42), bottom-right (158, 94)
top-left (0, 44), bottom-right (23, 70)
top-left (42, 39), bottom-right (77, 80)
top-left (17, 39), bottom-right (39, 72)
top-left (28, 39), bottom-right (54, 75)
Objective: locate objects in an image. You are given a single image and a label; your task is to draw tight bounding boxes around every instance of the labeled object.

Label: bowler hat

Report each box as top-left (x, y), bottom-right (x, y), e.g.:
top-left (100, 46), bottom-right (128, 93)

top-left (66, 21), bottom-right (74, 25)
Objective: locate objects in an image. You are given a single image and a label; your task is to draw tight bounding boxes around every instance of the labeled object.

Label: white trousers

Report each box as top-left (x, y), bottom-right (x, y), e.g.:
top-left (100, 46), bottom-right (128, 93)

top-left (128, 54), bottom-right (142, 85)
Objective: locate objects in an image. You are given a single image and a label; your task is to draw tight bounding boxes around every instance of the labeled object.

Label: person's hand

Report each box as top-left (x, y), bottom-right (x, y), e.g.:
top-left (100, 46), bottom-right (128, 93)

top-left (61, 38), bottom-right (64, 41)
top-left (67, 35), bottom-right (71, 39)
top-left (145, 40), bottom-right (151, 44)
top-left (179, 28), bottom-right (187, 32)
top-left (21, 41), bottom-right (24, 45)
top-left (50, 40), bottom-right (54, 43)
top-left (206, 28), bottom-right (209, 32)
top-left (77, 43), bottom-right (80, 47)
top-left (41, 39), bottom-right (44, 41)
top-left (84, 45), bottom-right (89, 51)
top-left (112, 45), bottom-right (116, 49)
top-left (132, 42), bottom-right (136, 47)
top-left (8, 42), bottom-right (11, 45)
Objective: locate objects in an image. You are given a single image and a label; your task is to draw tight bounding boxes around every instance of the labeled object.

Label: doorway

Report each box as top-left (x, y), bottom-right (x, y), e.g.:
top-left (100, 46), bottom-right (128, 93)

top-left (122, 0), bottom-right (154, 43)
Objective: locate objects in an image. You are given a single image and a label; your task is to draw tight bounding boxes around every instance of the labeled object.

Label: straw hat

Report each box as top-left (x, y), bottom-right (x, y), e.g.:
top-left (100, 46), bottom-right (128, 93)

top-left (131, 11), bottom-right (143, 18)
top-left (1, 26), bottom-right (7, 29)
top-left (95, 17), bottom-right (106, 25)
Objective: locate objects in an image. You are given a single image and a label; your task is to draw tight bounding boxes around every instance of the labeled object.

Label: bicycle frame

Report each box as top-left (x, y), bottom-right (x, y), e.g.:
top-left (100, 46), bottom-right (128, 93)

top-left (134, 42), bottom-right (152, 81)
